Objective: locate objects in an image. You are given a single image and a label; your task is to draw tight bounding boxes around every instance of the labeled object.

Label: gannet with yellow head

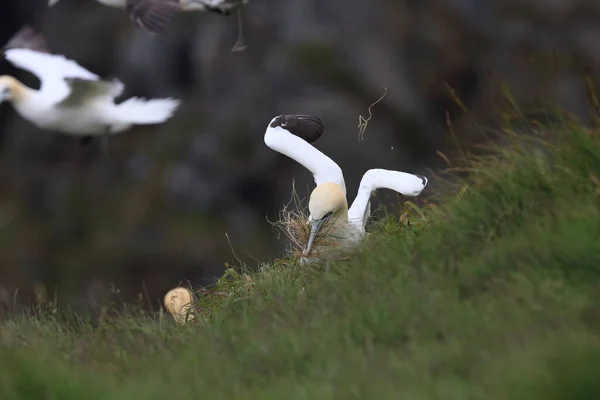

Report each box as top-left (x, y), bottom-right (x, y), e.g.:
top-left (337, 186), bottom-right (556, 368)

top-left (264, 114), bottom-right (428, 263)
top-left (48, 0), bottom-right (249, 51)
top-left (0, 26), bottom-right (180, 142)
top-left (164, 287), bottom-right (195, 325)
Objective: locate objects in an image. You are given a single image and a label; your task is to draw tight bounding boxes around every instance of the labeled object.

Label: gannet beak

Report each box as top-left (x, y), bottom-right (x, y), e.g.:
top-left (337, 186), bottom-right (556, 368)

top-left (304, 213), bottom-right (331, 256)
top-left (305, 219), bottom-right (323, 256)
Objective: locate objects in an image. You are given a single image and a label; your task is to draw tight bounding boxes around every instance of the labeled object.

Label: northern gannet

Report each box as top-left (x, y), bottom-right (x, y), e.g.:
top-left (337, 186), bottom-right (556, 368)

top-left (264, 114), bottom-right (428, 263)
top-left (164, 287), bottom-right (195, 324)
top-left (48, 0), bottom-right (249, 51)
top-left (0, 26), bottom-right (180, 147)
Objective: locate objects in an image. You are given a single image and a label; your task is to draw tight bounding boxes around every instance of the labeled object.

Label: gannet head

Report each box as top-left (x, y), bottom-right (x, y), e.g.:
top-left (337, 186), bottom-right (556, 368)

top-left (48, 0), bottom-right (61, 6)
top-left (305, 182), bottom-right (348, 256)
top-left (164, 287), bottom-right (195, 325)
top-left (0, 76), bottom-right (27, 105)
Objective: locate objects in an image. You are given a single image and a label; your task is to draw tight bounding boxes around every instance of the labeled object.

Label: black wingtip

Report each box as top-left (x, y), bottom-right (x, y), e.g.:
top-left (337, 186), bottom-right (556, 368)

top-left (3, 25), bottom-right (50, 53)
top-left (133, 17), bottom-right (166, 36)
top-left (269, 114), bottom-right (325, 144)
top-left (128, 1), bottom-right (179, 35)
top-left (416, 175), bottom-right (428, 186)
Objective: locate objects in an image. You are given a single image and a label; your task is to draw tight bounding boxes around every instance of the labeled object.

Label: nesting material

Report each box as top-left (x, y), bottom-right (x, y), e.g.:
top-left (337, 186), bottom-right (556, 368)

top-left (273, 202), bottom-right (349, 263)
top-left (164, 287), bottom-right (195, 325)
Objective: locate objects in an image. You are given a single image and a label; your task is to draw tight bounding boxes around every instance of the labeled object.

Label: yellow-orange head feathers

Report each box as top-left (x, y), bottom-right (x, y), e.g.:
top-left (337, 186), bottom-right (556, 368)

top-left (164, 287), bottom-right (195, 325)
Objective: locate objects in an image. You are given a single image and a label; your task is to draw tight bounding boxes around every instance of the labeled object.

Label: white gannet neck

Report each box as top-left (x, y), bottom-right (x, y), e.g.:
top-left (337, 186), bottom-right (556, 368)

top-left (348, 168), bottom-right (428, 229)
top-left (11, 88), bottom-right (53, 128)
top-left (264, 120), bottom-right (346, 192)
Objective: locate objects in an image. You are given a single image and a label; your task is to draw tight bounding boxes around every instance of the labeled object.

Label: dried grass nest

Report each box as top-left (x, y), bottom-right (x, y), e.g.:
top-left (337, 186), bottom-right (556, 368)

top-left (271, 193), bottom-right (349, 263)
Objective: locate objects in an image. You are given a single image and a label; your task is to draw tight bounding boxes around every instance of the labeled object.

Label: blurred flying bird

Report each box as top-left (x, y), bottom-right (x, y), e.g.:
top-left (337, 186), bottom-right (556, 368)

top-left (0, 26), bottom-right (180, 151)
top-left (265, 114), bottom-right (428, 264)
top-left (48, 0), bottom-right (249, 51)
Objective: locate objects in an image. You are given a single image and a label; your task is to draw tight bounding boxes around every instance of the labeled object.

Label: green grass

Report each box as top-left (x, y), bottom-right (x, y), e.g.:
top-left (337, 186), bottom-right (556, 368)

top-left (1, 115), bottom-right (600, 399)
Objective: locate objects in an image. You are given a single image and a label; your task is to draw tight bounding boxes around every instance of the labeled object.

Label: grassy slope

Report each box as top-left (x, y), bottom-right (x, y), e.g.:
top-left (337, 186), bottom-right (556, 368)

top-left (1, 116), bottom-right (600, 399)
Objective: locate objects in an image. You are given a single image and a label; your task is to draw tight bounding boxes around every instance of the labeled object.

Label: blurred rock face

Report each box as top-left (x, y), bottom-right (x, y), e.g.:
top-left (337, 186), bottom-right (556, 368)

top-left (0, 0), bottom-right (599, 311)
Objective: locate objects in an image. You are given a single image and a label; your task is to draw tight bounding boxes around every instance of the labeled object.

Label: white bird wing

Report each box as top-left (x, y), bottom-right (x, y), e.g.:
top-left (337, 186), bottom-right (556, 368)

top-left (3, 48), bottom-right (99, 103)
top-left (348, 169), bottom-right (428, 227)
top-left (57, 78), bottom-right (125, 107)
top-left (264, 115), bottom-right (346, 193)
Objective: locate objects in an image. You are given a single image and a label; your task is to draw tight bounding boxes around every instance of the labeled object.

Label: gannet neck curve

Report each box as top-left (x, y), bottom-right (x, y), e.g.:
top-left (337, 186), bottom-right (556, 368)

top-left (348, 169), bottom-right (428, 230)
top-left (264, 115), bottom-right (346, 192)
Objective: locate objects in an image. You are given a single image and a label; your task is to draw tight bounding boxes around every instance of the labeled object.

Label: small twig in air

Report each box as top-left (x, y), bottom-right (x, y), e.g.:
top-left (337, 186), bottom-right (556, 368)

top-left (357, 87), bottom-right (388, 142)
top-left (225, 233), bottom-right (243, 266)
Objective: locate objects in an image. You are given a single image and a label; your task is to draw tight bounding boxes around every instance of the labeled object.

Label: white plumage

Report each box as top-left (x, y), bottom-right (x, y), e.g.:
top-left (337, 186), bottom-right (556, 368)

top-left (0, 48), bottom-right (180, 136)
top-left (347, 168), bottom-right (428, 232)
top-left (5, 48), bottom-right (100, 101)
top-left (264, 120), bottom-right (346, 192)
top-left (265, 115), bottom-right (428, 262)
